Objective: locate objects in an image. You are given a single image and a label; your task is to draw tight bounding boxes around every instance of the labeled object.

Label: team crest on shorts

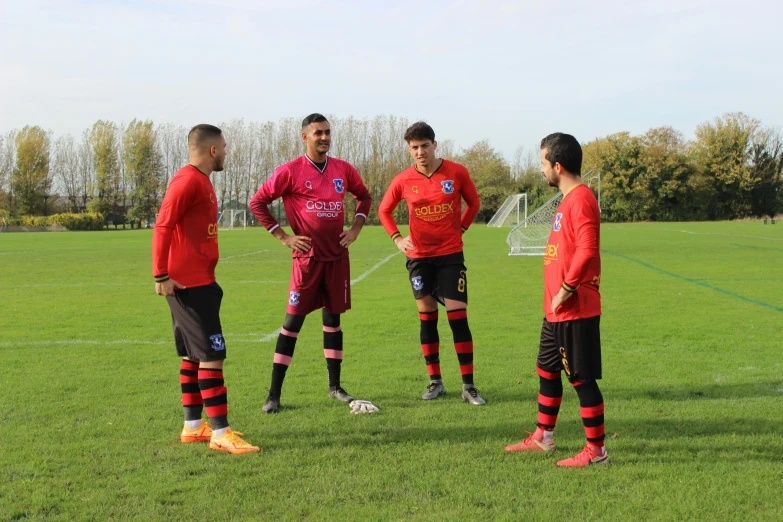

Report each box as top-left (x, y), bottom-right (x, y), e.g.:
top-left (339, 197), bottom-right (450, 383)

top-left (553, 213), bottom-right (563, 231)
top-left (441, 180), bottom-right (454, 194)
top-left (411, 276), bottom-right (423, 291)
top-left (289, 291), bottom-right (300, 306)
top-left (333, 179), bottom-right (344, 193)
top-left (210, 334), bottom-right (226, 351)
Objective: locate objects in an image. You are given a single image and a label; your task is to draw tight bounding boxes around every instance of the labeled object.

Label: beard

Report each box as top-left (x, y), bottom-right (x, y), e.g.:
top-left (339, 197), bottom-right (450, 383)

top-left (214, 158), bottom-right (225, 172)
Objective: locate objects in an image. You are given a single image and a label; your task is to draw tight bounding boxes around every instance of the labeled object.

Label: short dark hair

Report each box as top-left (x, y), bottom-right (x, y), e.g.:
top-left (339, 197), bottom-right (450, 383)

top-left (188, 124), bottom-right (222, 147)
top-left (404, 121), bottom-right (435, 143)
top-left (540, 133), bottom-right (582, 175)
top-left (302, 113), bottom-right (329, 129)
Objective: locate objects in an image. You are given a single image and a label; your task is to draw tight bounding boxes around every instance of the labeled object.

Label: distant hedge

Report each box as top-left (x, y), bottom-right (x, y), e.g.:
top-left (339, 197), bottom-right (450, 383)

top-left (4, 212), bottom-right (105, 231)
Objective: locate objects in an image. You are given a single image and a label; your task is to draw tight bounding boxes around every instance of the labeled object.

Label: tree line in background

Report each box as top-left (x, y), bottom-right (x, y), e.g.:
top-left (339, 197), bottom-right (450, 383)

top-left (0, 112), bottom-right (780, 228)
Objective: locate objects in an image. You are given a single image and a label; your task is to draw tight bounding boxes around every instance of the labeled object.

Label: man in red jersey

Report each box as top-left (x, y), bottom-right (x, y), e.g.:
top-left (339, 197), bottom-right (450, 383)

top-left (153, 124), bottom-right (259, 454)
top-left (249, 114), bottom-right (378, 415)
top-left (378, 122), bottom-right (485, 405)
top-left (505, 132), bottom-right (607, 467)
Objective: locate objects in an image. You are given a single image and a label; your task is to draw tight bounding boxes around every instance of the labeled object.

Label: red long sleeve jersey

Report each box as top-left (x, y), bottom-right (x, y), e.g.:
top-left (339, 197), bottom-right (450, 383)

top-left (378, 160), bottom-right (480, 258)
top-left (249, 156), bottom-right (372, 261)
top-left (543, 184), bottom-right (602, 322)
top-left (152, 165), bottom-right (219, 287)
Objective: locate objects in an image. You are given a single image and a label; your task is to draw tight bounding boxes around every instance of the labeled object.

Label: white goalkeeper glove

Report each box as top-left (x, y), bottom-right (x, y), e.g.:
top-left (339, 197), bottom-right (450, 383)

top-left (349, 399), bottom-right (379, 414)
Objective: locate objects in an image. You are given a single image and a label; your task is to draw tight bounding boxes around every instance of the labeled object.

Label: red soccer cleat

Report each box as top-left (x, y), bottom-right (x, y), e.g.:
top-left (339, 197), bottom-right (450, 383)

top-left (556, 444), bottom-right (608, 468)
top-left (505, 431), bottom-right (555, 453)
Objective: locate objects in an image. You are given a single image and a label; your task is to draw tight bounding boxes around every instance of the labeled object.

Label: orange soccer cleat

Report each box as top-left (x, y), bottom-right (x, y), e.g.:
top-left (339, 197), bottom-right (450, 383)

top-left (180, 420), bottom-right (212, 443)
top-left (209, 429), bottom-right (260, 455)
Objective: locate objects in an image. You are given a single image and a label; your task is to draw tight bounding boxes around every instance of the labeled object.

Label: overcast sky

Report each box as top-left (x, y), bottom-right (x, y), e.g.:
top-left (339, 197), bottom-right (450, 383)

top-left (1, 0), bottom-right (781, 160)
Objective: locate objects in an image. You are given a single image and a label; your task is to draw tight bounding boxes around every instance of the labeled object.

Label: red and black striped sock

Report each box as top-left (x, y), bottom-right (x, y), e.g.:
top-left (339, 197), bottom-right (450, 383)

top-left (573, 380), bottom-right (605, 448)
top-left (324, 326), bottom-right (343, 388)
top-left (536, 366), bottom-right (563, 430)
top-left (419, 311), bottom-right (440, 381)
top-left (180, 359), bottom-right (203, 422)
top-left (447, 309), bottom-right (474, 385)
top-left (198, 367), bottom-right (229, 431)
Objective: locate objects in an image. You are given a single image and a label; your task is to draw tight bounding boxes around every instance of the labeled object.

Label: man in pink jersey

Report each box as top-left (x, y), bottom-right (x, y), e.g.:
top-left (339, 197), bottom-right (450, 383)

top-left (505, 132), bottom-right (607, 467)
top-left (249, 113), bottom-right (377, 415)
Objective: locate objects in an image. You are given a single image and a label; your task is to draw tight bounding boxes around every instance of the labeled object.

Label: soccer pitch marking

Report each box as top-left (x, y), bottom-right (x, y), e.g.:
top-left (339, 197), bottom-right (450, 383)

top-left (669, 229), bottom-right (783, 242)
top-left (2, 250), bottom-right (402, 348)
top-left (604, 250), bottom-right (783, 312)
top-left (729, 243), bottom-right (783, 253)
top-left (221, 249), bottom-right (270, 260)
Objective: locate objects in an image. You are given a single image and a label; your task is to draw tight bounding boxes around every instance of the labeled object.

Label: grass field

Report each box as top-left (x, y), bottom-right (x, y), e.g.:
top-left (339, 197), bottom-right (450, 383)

top-left (1, 222), bottom-right (782, 521)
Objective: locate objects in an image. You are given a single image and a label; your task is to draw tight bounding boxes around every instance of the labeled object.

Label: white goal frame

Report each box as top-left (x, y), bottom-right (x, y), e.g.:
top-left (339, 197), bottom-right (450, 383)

top-left (487, 193), bottom-right (528, 227)
top-left (506, 170), bottom-right (601, 256)
top-left (217, 209), bottom-right (247, 230)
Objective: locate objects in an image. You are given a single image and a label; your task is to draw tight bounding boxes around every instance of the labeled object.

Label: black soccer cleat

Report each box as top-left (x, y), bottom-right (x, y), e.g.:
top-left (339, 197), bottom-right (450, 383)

top-left (328, 386), bottom-right (354, 403)
top-left (262, 393), bottom-right (280, 413)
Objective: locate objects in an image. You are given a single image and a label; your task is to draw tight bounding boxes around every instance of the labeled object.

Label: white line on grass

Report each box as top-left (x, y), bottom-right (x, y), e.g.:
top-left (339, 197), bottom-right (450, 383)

top-left (221, 249), bottom-right (269, 260)
top-left (669, 229), bottom-right (783, 242)
top-left (6, 250), bottom-right (402, 348)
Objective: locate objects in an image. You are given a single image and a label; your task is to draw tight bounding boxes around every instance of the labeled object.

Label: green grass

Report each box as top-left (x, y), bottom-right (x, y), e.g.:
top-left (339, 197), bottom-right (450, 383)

top-left (1, 222), bottom-right (782, 521)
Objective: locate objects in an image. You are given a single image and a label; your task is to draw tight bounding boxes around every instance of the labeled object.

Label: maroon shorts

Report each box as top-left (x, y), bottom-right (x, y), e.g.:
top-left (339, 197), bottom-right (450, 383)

top-left (286, 256), bottom-right (351, 315)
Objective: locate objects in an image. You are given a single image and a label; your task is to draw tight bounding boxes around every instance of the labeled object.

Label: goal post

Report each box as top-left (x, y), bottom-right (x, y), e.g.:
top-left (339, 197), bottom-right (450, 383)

top-left (217, 210), bottom-right (247, 230)
top-left (487, 193), bottom-right (528, 227)
top-left (506, 170), bottom-right (601, 256)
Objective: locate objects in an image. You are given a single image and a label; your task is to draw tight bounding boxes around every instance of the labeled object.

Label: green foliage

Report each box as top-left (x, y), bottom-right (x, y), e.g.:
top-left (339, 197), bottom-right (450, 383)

top-left (580, 115), bottom-right (783, 222)
top-left (124, 119), bottom-right (163, 223)
top-left (89, 120), bottom-right (121, 218)
top-left (11, 125), bottom-right (52, 215)
top-left (457, 140), bottom-right (513, 222)
top-left (692, 113), bottom-right (759, 219)
top-left (5, 212), bottom-right (104, 230)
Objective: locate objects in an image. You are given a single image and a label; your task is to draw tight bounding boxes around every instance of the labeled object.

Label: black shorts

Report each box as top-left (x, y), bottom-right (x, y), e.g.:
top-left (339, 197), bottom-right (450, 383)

top-left (405, 252), bottom-right (468, 304)
top-left (166, 282), bottom-right (226, 362)
top-left (537, 316), bottom-right (601, 382)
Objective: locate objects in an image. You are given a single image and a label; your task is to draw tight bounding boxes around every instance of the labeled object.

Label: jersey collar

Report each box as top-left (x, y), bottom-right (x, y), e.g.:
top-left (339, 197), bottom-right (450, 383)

top-left (413, 159), bottom-right (444, 179)
top-left (304, 154), bottom-right (328, 174)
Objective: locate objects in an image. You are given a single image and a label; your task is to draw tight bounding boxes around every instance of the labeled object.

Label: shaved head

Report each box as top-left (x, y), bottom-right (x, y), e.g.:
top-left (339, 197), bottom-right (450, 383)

top-left (188, 124), bottom-right (223, 149)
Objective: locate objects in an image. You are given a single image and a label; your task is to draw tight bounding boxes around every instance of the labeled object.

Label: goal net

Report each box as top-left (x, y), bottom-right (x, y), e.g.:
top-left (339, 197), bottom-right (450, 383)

top-left (487, 193), bottom-right (527, 227)
top-left (506, 170), bottom-right (601, 256)
top-left (217, 210), bottom-right (247, 230)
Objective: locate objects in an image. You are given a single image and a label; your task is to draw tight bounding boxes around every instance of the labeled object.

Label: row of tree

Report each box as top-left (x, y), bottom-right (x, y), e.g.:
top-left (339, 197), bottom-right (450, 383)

top-left (0, 112), bottom-right (780, 226)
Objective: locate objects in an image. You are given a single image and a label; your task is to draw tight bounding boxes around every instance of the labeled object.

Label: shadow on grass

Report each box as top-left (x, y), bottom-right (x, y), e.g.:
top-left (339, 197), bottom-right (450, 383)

top-left (484, 380), bottom-right (783, 406)
top-left (267, 414), bottom-right (783, 464)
